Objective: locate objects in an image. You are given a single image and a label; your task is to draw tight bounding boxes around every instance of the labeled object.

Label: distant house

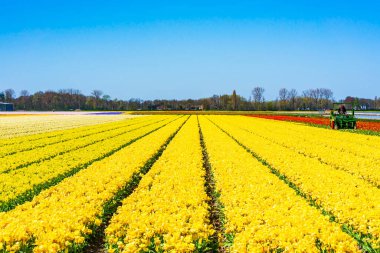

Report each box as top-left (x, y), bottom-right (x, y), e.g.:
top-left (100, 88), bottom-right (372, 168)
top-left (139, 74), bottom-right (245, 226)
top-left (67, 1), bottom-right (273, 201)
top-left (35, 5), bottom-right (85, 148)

top-left (156, 105), bottom-right (168, 110)
top-left (0, 102), bottom-right (14, 111)
top-left (190, 105), bottom-right (204, 110)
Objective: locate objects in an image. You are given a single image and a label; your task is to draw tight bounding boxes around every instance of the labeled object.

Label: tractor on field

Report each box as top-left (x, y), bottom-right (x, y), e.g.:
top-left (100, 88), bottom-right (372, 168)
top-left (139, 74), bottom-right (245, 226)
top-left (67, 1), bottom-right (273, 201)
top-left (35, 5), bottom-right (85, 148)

top-left (329, 103), bottom-right (357, 130)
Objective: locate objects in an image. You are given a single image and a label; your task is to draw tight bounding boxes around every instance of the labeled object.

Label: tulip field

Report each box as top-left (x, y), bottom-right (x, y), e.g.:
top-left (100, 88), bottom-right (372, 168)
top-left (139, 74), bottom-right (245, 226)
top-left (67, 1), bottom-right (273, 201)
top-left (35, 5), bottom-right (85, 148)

top-left (0, 115), bottom-right (379, 253)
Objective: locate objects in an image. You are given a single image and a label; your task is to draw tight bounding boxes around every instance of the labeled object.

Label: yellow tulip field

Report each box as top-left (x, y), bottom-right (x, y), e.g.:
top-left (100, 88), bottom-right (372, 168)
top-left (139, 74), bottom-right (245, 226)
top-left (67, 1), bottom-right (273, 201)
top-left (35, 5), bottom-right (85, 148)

top-left (0, 115), bottom-right (378, 253)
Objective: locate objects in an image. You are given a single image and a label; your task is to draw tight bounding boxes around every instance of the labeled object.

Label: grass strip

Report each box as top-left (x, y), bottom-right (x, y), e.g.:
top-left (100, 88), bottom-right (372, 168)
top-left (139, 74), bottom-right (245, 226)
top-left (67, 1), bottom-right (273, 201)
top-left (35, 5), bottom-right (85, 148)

top-left (197, 116), bottom-right (228, 253)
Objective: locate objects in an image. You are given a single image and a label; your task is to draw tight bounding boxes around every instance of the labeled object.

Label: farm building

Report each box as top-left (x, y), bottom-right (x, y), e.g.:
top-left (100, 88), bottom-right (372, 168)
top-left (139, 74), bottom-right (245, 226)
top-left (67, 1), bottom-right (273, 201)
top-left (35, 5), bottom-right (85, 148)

top-left (0, 102), bottom-right (14, 111)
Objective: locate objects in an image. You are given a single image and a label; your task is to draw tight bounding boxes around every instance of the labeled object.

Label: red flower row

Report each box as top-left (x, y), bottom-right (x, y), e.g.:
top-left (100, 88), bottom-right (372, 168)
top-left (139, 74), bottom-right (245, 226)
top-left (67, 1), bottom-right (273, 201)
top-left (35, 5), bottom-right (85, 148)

top-left (247, 114), bottom-right (380, 132)
top-left (247, 114), bottom-right (330, 125)
top-left (357, 121), bottom-right (380, 132)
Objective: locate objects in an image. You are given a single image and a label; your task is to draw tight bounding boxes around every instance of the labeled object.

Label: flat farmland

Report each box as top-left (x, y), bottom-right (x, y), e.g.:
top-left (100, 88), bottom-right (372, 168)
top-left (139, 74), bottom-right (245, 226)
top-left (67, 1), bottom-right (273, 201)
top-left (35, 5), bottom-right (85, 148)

top-left (0, 115), bottom-right (378, 253)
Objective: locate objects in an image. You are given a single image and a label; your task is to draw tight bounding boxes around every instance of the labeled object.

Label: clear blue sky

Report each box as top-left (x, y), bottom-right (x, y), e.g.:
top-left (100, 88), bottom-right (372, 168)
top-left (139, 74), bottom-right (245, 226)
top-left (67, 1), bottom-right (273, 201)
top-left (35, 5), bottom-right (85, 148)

top-left (1, 1), bottom-right (380, 100)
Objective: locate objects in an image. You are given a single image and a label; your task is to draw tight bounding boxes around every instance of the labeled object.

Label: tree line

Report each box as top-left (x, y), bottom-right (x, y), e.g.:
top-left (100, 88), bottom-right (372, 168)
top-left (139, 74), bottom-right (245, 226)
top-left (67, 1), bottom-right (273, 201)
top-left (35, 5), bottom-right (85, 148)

top-left (1, 87), bottom-right (379, 111)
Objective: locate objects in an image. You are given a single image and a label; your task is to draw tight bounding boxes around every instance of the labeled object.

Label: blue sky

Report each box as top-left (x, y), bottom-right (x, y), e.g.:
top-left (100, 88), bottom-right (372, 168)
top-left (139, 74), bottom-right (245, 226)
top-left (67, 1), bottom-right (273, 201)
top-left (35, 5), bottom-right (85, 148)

top-left (1, 1), bottom-right (380, 100)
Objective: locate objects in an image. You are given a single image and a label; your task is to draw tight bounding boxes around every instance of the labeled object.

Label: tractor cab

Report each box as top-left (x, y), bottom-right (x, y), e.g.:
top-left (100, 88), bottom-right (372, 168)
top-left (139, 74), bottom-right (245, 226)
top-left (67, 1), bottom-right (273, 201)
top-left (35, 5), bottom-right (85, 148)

top-left (329, 103), bottom-right (357, 130)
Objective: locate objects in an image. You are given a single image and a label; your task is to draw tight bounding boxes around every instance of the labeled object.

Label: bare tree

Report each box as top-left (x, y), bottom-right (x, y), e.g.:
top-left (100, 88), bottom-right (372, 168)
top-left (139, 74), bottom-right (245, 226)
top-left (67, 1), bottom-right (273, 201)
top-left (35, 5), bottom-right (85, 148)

top-left (91, 90), bottom-right (103, 99)
top-left (319, 88), bottom-right (333, 109)
top-left (4, 89), bottom-right (15, 102)
top-left (320, 88), bottom-right (333, 100)
top-left (310, 89), bottom-right (320, 109)
top-left (210, 95), bottom-right (220, 110)
top-left (18, 90), bottom-right (31, 110)
top-left (252, 86), bottom-right (265, 110)
top-left (288, 89), bottom-right (298, 110)
top-left (91, 90), bottom-right (103, 109)
top-left (278, 88), bottom-right (288, 101)
top-left (302, 89), bottom-right (313, 110)
top-left (278, 88), bottom-right (288, 110)
top-left (71, 89), bottom-right (83, 109)
top-left (302, 88), bottom-right (333, 110)
top-left (20, 90), bottom-right (30, 97)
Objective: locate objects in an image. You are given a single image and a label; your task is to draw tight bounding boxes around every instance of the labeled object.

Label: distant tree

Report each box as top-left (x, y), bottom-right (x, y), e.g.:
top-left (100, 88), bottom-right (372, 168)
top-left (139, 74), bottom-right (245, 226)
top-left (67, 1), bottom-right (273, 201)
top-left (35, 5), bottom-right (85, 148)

top-left (343, 96), bottom-right (355, 104)
top-left (4, 89), bottom-right (15, 102)
top-left (32, 91), bottom-right (44, 110)
top-left (278, 88), bottom-right (288, 101)
top-left (278, 88), bottom-right (288, 110)
top-left (343, 96), bottom-right (377, 110)
top-left (220, 94), bottom-right (230, 110)
top-left (1, 86), bottom-right (341, 112)
top-left (73, 90), bottom-right (84, 110)
top-left (20, 90), bottom-right (30, 97)
top-left (309, 89), bottom-right (320, 109)
top-left (91, 90), bottom-right (103, 109)
top-left (199, 98), bottom-right (211, 110)
top-left (288, 89), bottom-right (298, 110)
top-left (319, 88), bottom-right (333, 109)
top-left (128, 98), bottom-right (142, 110)
top-left (301, 88), bottom-right (332, 110)
top-left (17, 90), bottom-right (31, 110)
top-left (353, 97), bottom-right (360, 109)
top-left (91, 90), bottom-right (103, 99)
top-left (232, 90), bottom-right (237, 110)
top-left (266, 100), bottom-right (276, 111)
top-left (102, 94), bottom-right (111, 101)
top-left (320, 88), bottom-right (333, 100)
top-left (252, 86), bottom-right (265, 110)
top-left (210, 95), bottom-right (220, 110)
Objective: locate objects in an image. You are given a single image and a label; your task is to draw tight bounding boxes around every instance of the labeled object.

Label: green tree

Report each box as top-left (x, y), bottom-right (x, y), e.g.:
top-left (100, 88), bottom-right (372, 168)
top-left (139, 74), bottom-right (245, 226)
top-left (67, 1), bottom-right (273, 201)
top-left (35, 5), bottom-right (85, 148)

top-left (232, 90), bottom-right (237, 110)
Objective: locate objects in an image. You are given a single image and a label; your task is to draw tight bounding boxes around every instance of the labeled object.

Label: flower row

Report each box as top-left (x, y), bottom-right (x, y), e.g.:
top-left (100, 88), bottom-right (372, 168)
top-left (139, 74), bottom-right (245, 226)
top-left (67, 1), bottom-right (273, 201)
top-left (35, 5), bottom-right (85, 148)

top-left (0, 116), bottom-right (185, 253)
top-left (247, 114), bottom-right (330, 125)
top-left (106, 116), bottom-right (214, 253)
top-left (0, 117), bottom-right (160, 172)
top-left (199, 116), bottom-right (359, 252)
top-left (235, 116), bottom-right (380, 187)
top-left (210, 116), bottom-right (380, 248)
top-left (0, 117), bottom-right (175, 210)
top-left (0, 114), bottom-right (128, 139)
top-left (0, 116), bottom-right (155, 158)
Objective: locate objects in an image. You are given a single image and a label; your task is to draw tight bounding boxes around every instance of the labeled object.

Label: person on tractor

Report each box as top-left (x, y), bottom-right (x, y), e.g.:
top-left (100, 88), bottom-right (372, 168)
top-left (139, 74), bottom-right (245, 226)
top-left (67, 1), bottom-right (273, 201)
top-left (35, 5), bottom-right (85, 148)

top-left (338, 104), bottom-right (347, 115)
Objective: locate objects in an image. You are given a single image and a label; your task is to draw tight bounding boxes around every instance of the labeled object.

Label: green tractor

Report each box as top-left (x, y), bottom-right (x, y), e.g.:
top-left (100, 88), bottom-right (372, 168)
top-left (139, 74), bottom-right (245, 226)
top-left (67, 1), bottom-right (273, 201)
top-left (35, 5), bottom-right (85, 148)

top-left (329, 103), bottom-right (357, 130)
